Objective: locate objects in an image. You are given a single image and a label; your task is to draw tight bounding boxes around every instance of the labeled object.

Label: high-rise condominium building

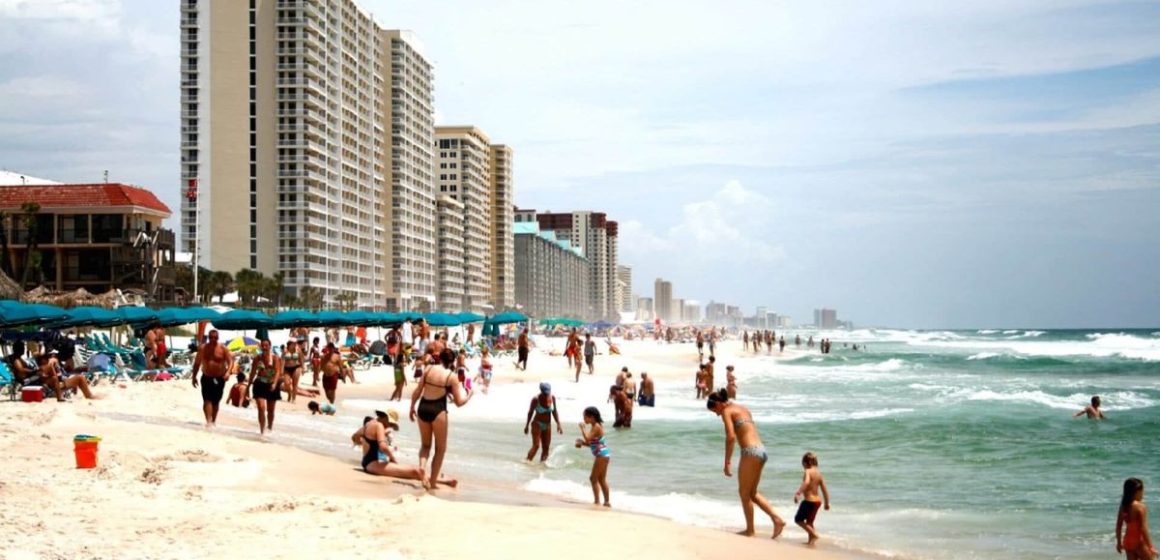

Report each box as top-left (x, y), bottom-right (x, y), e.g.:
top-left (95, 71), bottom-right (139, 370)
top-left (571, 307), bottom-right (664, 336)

top-left (513, 222), bottom-right (591, 320)
top-left (434, 195), bottom-right (465, 312)
top-left (537, 211), bottom-right (619, 319)
top-left (180, 0), bottom-right (435, 309)
top-left (616, 265), bottom-right (633, 313)
top-left (654, 278), bottom-right (673, 322)
top-left (383, 29), bottom-right (437, 312)
top-left (489, 145), bottom-right (514, 310)
top-left (435, 126), bottom-right (491, 313)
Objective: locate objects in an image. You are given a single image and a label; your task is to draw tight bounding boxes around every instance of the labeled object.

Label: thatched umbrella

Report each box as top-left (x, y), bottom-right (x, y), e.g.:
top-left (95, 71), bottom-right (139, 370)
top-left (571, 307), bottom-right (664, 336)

top-left (0, 268), bottom-right (21, 301)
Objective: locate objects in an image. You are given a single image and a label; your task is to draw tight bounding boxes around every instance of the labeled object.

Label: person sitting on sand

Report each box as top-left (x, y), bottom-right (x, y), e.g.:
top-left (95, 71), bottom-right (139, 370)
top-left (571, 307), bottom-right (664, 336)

top-left (1074, 395), bottom-right (1107, 420)
top-left (706, 388), bottom-right (787, 539)
top-left (228, 373), bottom-right (250, 408)
top-left (794, 451), bottom-right (831, 545)
top-left (353, 410), bottom-right (457, 488)
top-left (606, 337), bottom-right (620, 355)
top-left (37, 348), bottom-right (97, 400)
top-left (308, 400), bottom-right (336, 415)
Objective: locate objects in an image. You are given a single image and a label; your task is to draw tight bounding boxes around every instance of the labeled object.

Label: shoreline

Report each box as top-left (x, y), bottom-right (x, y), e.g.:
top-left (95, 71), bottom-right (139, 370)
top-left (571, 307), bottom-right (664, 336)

top-left (0, 339), bottom-right (863, 560)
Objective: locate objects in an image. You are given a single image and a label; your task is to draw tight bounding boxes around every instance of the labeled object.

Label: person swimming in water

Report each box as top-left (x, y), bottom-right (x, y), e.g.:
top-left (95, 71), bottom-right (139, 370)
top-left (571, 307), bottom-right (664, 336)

top-left (1074, 395), bottom-right (1107, 420)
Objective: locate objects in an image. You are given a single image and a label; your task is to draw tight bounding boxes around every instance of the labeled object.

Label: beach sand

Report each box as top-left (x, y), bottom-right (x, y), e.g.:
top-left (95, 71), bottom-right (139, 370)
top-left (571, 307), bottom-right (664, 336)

top-left (0, 338), bottom-right (842, 559)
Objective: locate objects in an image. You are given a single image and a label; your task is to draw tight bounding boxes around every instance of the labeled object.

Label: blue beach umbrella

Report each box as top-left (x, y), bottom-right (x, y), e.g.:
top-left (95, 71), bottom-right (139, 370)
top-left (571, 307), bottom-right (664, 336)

top-left (344, 310), bottom-right (378, 326)
top-left (486, 311), bottom-right (527, 325)
top-left (456, 312), bottom-right (486, 324)
top-left (271, 309), bottom-right (317, 329)
top-left (0, 301), bottom-right (69, 328)
top-left (115, 306), bottom-right (159, 327)
top-left (212, 309), bottom-right (273, 331)
top-left (48, 306), bottom-right (121, 329)
top-left (312, 310), bottom-right (348, 327)
top-left (424, 312), bottom-right (461, 327)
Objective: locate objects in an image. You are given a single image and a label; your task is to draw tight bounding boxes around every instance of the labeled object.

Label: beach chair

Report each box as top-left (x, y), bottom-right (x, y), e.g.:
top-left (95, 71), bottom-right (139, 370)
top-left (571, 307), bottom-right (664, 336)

top-left (128, 351), bottom-right (186, 380)
top-left (0, 362), bottom-right (17, 401)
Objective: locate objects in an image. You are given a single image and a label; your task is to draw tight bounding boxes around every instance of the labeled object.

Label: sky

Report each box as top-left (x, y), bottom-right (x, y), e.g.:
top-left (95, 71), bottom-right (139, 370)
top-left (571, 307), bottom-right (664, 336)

top-left (0, 0), bottom-right (1158, 328)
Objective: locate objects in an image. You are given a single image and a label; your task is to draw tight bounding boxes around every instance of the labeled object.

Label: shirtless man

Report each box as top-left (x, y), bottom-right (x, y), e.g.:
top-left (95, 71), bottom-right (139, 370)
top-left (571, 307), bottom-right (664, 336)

top-left (1073, 395), bottom-right (1107, 420)
top-left (320, 343), bottom-right (343, 404)
top-left (615, 366), bottom-right (629, 388)
top-left (637, 373), bottom-right (655, 407)
top-left (144, 324), bottom-right (160, 368)
top-left (610, 385), bottom-right (633, 428)
top-left (622, 372), bottom-right (637, 402)
top-left (191, 329), bottom-right (234, 428)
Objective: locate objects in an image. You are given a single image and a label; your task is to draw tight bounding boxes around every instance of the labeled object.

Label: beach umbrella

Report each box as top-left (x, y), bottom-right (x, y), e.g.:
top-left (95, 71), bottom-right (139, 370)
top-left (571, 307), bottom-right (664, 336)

top-left (271, 309), bottom-right (317, 329)
top-left (47, 306), bottom-right (121, 329)
top-left (152, 307), bottom-right (221, 328)
top-left (368, 311), bottom-right (401, 327)
top-left (226, 336), bottom-right (259, 352)
top-left (424, 312), bottom-right (461, 327)
top-left (115, 306), bottom-right (159, 326)
top-left (212, 309), bottom-right (272, 331)
top-left (589, 320), bottom-right (616, 330)
top-left (0, 301), bottom-right (68, 328)
top-left (344, 310), bottom-right (378, 326)
top-left (485, 311), bottom-right (527, 325)
top-left (310, 310), bottom-right (347, 327)
top-left (455, 312), bottom-right (485, 324)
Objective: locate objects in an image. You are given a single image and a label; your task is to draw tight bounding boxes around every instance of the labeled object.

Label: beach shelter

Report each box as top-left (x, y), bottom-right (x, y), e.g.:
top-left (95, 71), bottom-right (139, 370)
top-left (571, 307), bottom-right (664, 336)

top-left (344, 310), bottom-right (378, 327)
top-left (485, 311), bottom-right (527, 325)
top-left (423, 312), bottom-right (461, 327)
top-left (48, 306), bottom-right (121, 329)
top-left (311, 310), bottom-right (347, 327)
top-left (115, 306), bottom-right (159, 327)
top-left (212, 309), bottom-right (272, 331)
top-left (455, 312), bottom-right (485, 324)
top-left (271, 310), bottom-right (317, 329)
top-left (370, 312), bottom-right (402, 327)
top-left (541, 317), bottom-right (583, 328)
top-left (0, 301), bottom-right (68, 328)
top-left (151, 306), bottom-right (221, 328)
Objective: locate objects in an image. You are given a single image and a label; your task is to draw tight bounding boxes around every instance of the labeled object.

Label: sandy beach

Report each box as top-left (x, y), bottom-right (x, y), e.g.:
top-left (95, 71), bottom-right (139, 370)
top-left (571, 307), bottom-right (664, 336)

top-left (0, 337), bottom-right (847, 560)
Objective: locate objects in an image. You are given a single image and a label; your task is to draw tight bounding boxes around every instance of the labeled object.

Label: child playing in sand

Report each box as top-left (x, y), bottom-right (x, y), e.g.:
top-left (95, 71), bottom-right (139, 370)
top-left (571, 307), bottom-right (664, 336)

top-left (574, 406), bottom-right (611, 507)
top-left (308, 400), bottom-right (336, 415)
top-left (794, 451), bottom-right (831, 545)
top-left (1117, 477), bottom-right (1157, 559)
top-left (228, 373), bottom-right (250, 408)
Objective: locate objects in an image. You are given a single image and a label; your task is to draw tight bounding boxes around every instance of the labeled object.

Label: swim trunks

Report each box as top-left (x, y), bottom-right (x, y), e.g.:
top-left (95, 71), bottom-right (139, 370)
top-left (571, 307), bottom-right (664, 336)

top-left (200, 376), bottom-right (225, 404)
top-left (795, 500), bottom-right (821, 525)
top-left (322, 375), bottom-right (338, 393)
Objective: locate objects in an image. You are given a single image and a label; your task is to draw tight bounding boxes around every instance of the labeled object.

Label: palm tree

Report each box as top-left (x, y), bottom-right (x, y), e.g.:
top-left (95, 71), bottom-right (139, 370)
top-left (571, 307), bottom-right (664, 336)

top-left (334, 291), bottom-right (356, 311)
top-left (209, 270), bottom-right (234, 303)
top-left (18, 202), bottom-right (41, 289)
top-left (298, 286), bottom-right (323, 311)
top-left (234, 269), bottom-right (267, 307)
top-left (268, 271), bottom-right (286, 309)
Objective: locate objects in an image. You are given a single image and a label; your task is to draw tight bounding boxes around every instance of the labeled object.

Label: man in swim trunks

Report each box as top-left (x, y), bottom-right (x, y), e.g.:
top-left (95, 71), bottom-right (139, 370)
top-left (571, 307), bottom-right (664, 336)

top-left (320, 342), bottom-right (342, 404)
top-left (192, 329), bottom-right (234, 428)
top-left (638, 373), bottom-right (655, 407)
top-left (583, 333), bottom-right (596, 377)
top-left (517, 328), bottom-right (530, 371)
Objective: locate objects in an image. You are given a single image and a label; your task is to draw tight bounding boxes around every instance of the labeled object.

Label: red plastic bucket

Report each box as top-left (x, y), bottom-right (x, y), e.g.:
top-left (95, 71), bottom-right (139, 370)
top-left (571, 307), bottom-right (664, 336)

top-left (73, 435), bottom-right (101, 469)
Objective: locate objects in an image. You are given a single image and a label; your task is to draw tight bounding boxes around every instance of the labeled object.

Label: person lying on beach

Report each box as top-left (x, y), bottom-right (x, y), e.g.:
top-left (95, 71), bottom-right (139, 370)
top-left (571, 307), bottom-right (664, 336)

top-left (353, 411), bottom-right (457, 488)
top-left (1074, 395), bottom-right (1107, 420)
top-left (707, 388), bottom-right (786, 539)
top-left (308, 400), bottom-right (336, 415)
top-left (794, 452), bottom-right (831, 545)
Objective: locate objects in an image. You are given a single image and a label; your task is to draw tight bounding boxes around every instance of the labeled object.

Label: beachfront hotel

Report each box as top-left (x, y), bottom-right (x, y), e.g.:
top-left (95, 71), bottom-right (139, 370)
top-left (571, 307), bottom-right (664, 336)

top-left (179, 0), bottom-right (437, 310)
top-left (489, 144), bottom-right (515, 311)
top-left (654, 278), bottom-right (673, 322)
top-left (513, 221), bottom-right (591, 320)
top-left (535, 211), bottom-right (620, 320)
top-left (434, 195), bottom-right (466, 312)
top-left (616, 264), bottom-right (633, 313)
top-left (435, 126), bottom-right (492, 313)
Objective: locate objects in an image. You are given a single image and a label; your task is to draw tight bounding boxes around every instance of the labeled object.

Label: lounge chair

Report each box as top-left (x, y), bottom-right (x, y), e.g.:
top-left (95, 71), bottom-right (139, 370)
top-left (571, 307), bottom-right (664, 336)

top-left (0, 362), bottom-right (17, 401)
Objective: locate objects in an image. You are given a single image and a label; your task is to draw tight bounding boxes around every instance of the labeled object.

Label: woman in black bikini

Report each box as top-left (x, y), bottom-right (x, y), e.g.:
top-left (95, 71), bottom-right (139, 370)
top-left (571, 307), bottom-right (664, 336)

top-left (248, 339), bottom-right (283, 437)
top-left (408, 344), bottom-right (472, 489)
top-left (281, 340), bottom-right (303, 403)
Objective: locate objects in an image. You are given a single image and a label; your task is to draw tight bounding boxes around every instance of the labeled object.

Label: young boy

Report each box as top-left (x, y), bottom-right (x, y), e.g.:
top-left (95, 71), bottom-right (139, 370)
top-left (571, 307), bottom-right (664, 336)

top-left (228, 373), bottom-right (250, 408)
top-left (794, 451), bottom-right (831, 545)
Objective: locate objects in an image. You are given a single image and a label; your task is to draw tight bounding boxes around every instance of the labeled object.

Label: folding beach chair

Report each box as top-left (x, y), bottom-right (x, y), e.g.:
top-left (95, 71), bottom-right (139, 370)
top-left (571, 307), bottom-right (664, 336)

top-left (0, 362), bottom-right (17, 401)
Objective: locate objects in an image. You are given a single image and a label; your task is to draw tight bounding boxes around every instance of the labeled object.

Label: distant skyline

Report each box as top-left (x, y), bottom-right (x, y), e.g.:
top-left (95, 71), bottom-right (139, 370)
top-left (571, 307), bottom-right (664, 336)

top-left (0, 0), bottom-right (1158, 328)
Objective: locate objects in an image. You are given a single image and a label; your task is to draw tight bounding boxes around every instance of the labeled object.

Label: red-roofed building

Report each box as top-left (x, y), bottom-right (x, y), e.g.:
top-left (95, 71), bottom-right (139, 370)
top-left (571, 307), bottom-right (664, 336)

top-left (0, 183), bottom-right (176, 299)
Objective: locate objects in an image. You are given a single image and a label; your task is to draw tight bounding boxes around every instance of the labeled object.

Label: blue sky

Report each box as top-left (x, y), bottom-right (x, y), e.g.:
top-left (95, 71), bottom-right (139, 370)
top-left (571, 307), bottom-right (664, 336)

top-left (0, 0), bottom-right (1157, 327)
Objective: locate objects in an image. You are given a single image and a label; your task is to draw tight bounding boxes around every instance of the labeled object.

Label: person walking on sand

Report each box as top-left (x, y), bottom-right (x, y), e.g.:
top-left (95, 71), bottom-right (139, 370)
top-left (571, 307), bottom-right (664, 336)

top-left (281, 339), bottom-right (303, 403)
top-left (575, 406), bottom-right (611, 507)
top-left (696, 330), bottom-right (705, 360)
top-left (706, 388), bottom-right (787, 539)
top-left (565, 328), bottom-right (579, 368)
top-left (409, 345), bottom-right (473, 489)
top-left (794, 451), bottom-right (831, 545)
top-left (248, 339), bottom-right (283, 437)
top-left (308, 336), bottom-right (322, 387)
top-left (583, 333), bottom-right (597, 377)
top-left (1074, 395), bottom-right (1107, 420)
top-left (743, 331), bottom-right (749, 352)
top-left (320, 343), bottom-right (342, 404)
top-left (192, 329), bottom-right (234, 429)
top-left (517, 328), bottom-right (530, 371)
top-left (390, 346), bottom-right (408, 402)
top-left (524, 382), bottom-right (563, 462)
top-left (1117, 477), bottom-right (1157, 559)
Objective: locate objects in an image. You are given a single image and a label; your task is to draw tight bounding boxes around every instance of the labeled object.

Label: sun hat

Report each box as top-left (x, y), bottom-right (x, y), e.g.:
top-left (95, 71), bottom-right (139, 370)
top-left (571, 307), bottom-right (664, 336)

top-left (539, 382), bottom-right (551, 394)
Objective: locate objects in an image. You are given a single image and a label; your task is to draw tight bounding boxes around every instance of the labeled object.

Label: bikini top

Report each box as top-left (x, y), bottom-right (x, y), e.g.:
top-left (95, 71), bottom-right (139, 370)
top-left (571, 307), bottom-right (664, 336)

top-left (420, 367), bottom-right (454, 401)
top-left (534, 396), bottom-right (554, 415)
top-left (254, 358), bottom-right (276, 383)
top-left (282, 351), bottom-right (301, 366)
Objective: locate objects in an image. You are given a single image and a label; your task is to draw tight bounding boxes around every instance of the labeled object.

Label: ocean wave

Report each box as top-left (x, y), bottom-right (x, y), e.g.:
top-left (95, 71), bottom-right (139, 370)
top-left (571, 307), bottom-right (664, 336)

top-left (1002, 330), bottom-right (1019, 335)
top-left (962, 389), bottom-right (1155, 411)
top-left (977, 329), bottom-right (999, 335)
top-left (523, 476), bottom-right (741, 528)
top-left (966, 352), bottom-right (1002, 361)
top-left (906, 332), bottom-right (1160, 362)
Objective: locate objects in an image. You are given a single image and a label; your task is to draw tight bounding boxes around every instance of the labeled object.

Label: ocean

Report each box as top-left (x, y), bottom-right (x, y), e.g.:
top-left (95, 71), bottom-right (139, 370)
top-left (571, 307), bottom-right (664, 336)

top-left (231, 328), bottom-right (1160, 559)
